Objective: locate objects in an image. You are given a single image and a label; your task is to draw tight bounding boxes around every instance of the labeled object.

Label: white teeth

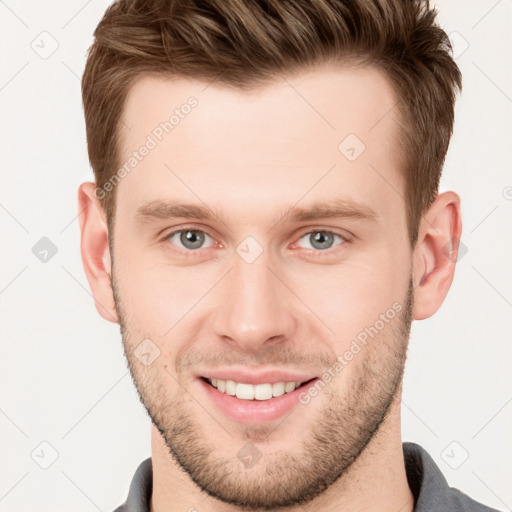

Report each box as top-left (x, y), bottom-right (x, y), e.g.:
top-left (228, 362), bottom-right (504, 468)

top-left (254, 383), bottom-right (273, 400)
top-left (284, 382), bottom-right (296, 393)
top-left (272, 382), bottom-right (285, 397)
top-left (225, 379), bottom-right (236, 396)
top-left (207, 378), bottom-right (304, 401)
top-left (236, 383), bottom-right (255, 400)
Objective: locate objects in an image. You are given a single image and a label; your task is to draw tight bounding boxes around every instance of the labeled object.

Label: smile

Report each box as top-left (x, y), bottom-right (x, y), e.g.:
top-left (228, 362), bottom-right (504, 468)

top-left (204, 377), bottom-right (313, 401)
top-left (199, 375), bottom-right (320, 424)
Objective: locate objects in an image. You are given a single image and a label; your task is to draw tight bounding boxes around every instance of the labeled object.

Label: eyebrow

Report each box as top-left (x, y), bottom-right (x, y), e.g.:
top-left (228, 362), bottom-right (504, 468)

top-left (135, 198), bottom-right (378, 225)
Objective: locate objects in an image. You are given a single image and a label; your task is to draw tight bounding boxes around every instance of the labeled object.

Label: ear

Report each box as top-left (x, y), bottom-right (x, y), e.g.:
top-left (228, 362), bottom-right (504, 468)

top-left (78, 182), bottom-right (119, 324)
top-left (412, 191), bottom-right (462, 320)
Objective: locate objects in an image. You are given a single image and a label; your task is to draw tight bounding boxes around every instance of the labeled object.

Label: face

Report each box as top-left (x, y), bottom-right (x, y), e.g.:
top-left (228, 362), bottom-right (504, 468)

top-left (110, 65), bottom-right (414, 509)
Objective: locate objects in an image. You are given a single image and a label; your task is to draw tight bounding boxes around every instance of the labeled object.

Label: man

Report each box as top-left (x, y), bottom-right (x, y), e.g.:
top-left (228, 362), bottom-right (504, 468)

top-left (78, 0), bottom-right (501, 511)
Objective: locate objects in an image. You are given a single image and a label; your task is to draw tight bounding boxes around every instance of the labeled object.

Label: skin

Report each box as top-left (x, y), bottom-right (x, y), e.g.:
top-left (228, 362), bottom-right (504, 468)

top-left (78, 63), bottom-right (462, 512)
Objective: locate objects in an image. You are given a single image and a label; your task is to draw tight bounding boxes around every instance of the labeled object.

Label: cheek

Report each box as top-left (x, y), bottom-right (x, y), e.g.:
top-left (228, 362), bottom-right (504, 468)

top-left (290, 249), bottom-right (410, 351)
top-left (113, 233), bottom-right (188, 323)
top-left (120, 275), bottom-right (192, 334)
top-left (114, 254), bottom-right (217, 362)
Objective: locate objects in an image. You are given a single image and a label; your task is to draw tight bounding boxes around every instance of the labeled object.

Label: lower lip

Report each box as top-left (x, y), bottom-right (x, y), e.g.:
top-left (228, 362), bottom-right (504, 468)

top-left (199, 378), bottom-right (319, 424)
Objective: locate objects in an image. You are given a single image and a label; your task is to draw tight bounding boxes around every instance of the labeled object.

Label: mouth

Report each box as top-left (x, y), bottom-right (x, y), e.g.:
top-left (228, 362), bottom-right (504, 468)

top-left (200, 376), bottom-right (317, 401)
top-left (199, 375), bottom-right (320, 424)
top-left (197, 368), bottom-right (321, 424)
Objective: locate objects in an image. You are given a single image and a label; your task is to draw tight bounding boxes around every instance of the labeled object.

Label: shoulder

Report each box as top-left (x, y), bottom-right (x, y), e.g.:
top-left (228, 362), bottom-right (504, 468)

top-left (111, 457), bottom-right (153, 512)
top-left (403, 442), bottom-right (503, 512)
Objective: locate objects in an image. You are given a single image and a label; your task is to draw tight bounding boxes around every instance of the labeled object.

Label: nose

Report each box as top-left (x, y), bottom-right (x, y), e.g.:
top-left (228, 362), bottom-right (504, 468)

top-left (211, 250), bottom-right (298, 353)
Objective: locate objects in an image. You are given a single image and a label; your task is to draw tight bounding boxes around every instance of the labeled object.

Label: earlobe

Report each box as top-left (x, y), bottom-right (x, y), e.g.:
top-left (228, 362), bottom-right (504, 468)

top-left (78, 182), bottom-right (119, 324)
top-left (412, 191), bottom-right (462, 320)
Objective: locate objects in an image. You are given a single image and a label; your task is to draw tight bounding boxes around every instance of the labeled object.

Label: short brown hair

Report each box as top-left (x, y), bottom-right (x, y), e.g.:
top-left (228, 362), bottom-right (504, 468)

top-left (82, 0), bottom-right (462, 245)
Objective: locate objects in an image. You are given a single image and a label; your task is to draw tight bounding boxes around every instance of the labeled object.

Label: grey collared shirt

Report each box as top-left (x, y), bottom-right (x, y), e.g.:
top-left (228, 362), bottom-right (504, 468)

top-left (113, 442), bottom-right (502, 512)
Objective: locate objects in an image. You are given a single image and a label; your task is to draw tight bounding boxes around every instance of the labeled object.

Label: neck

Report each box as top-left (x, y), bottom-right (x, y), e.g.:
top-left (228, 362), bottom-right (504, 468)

top-left (150, 387), bottom-right (414, 512)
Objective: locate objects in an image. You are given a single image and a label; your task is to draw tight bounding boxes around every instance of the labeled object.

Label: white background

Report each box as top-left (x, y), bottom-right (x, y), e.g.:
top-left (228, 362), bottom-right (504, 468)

top-left (0, 1), bottom-right (511, 510)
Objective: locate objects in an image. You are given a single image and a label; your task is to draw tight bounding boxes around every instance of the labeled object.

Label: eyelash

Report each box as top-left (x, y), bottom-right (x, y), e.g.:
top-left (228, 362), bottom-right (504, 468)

top-left (161, 226), bottom-right (349, 257)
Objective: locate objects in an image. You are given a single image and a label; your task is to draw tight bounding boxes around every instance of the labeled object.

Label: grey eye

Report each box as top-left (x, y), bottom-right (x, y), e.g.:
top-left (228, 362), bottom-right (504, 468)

top-left (167, 229), bottom-right (214, 250)
top-left (297, 231), bottom-right (345, 251)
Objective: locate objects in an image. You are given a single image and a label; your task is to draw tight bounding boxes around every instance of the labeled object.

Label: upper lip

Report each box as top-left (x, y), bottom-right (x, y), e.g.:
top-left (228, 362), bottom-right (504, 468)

top-left (199, 369), bottom-right (318, 385)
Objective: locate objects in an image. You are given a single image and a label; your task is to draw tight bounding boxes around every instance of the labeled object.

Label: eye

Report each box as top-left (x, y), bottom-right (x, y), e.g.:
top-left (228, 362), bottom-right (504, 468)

top-left (162, 227), bottom-right (348, 255)
top-left (295, 229), bottom-right (347, 252)
top-left (164, 228), bottom-right (215, 251)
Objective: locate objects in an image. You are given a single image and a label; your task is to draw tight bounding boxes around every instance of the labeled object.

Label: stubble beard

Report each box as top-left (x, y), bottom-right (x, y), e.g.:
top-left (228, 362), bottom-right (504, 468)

top-left (112, 267), bottom-right (413, 511)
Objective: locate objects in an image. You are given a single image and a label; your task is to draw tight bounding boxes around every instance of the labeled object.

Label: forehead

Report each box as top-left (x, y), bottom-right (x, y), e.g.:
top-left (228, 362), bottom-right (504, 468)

top-left (116, 64), bottom-right (404, 226)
